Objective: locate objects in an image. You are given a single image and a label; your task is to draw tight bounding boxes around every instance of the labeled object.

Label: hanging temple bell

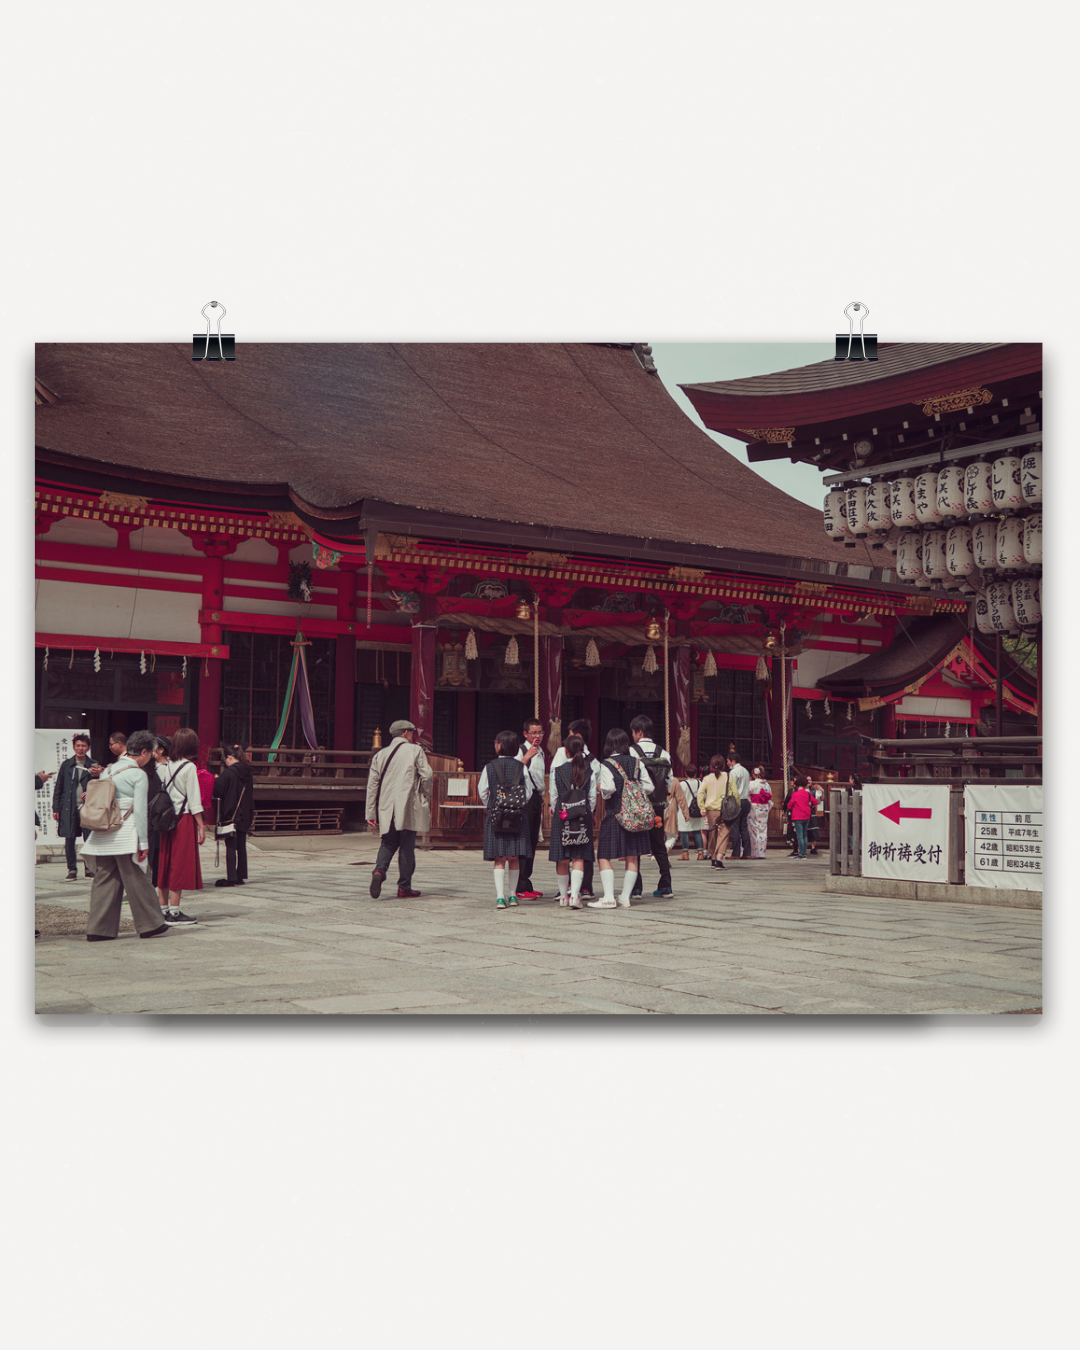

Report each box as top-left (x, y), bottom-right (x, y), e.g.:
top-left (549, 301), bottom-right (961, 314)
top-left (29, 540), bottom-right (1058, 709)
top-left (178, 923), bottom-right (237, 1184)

top-left (514, 597), bottom-right (533, 621)
top-left (644, 617), bottom-right (662, 642)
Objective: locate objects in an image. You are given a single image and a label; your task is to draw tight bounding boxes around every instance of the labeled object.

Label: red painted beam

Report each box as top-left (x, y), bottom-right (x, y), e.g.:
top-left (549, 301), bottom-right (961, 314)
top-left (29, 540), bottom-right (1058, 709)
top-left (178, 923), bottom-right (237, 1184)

top-left (35, 632), bottom-right (229, 658)
top-left (198, 608), bottom-right (406, 643)
top-left (36, 565), bottom-right (201, 594)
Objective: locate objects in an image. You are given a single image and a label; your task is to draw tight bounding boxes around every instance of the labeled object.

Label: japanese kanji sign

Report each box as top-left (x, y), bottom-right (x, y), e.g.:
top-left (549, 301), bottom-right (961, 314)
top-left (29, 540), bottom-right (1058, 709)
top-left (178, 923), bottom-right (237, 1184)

top-left (964, 785), bottom-right (1042, 891)
top-left (861, 784), bottom-right (951, 883)
top-left (34, 728), bottom-right (90, 846)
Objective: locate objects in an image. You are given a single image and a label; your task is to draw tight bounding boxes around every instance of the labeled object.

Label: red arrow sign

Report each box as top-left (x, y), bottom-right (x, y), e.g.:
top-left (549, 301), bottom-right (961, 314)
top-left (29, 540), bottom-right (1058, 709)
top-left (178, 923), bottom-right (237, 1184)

top-left (879, 800), bottom-right (933, 825)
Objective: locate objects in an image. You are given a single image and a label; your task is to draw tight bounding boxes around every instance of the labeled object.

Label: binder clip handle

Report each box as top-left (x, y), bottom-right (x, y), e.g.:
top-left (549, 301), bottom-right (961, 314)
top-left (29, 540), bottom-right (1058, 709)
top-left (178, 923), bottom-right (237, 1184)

top-left (193, 300), bottom-right (235, 361)
top-left (835, 300), bottom-right (877, 362)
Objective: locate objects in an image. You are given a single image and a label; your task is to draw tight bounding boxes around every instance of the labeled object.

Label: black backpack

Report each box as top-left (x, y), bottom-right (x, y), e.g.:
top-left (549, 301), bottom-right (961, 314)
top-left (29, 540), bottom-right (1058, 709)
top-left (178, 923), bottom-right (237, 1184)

top-left (684, 778), bottom-right (703, 819)
top-left (148, 763), bottom-right (187, 835)
top-left (639, 744), bottom-right (671, 805)
top-left (489, 758), bottom-right (527, 834)
top-left (555, 763), bottom-right (591, 848)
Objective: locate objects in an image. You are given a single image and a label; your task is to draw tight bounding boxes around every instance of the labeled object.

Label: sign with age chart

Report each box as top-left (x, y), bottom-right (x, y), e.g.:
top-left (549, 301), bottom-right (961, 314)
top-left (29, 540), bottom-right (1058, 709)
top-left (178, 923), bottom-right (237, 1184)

top-left (964, 784), bottom-right (1042, 890)
top-left (861, 784), bottom-right (951, 883)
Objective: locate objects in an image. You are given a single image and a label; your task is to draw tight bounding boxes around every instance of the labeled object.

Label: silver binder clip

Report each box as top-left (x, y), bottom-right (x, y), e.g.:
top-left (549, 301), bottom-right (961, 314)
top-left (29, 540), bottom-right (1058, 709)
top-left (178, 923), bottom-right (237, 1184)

top-left (193, 301), bottom-right (235, 361)
top-left (835, 302), bottom-right (877, 362)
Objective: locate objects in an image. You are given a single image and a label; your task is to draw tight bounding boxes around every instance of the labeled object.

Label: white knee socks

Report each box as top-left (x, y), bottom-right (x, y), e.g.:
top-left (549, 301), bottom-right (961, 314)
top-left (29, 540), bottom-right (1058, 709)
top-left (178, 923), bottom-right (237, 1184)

top-left (557, 873), bottom-right (569, 904)
top-left (569, 870), bottom-right (584, 904)
top-left (620, 870), bottom-right (636, 904)
top-left (601, 869), bottom-right (616, 902)
top-left (493, 866), bottom-right (505, 899)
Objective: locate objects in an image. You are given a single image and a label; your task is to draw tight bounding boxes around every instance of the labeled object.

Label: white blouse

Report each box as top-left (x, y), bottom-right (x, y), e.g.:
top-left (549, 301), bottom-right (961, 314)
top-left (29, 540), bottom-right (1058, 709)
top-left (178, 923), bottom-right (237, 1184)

top-left (549, 760), bottom-right (598, 812)
top-left (156, 758), bottom-right (203, 816)
top-left (598, 755), bottom-right (647, 800)
top-left (479, 759), bottom-right (534, 806)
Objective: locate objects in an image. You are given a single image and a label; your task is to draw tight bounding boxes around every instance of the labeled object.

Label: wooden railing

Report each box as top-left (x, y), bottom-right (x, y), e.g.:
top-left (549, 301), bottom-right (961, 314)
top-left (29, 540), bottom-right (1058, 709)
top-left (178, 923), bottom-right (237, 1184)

top-left (207, 746), bottom-right (373, 783)
top-left (862, 735), bottom-right (1042, 786)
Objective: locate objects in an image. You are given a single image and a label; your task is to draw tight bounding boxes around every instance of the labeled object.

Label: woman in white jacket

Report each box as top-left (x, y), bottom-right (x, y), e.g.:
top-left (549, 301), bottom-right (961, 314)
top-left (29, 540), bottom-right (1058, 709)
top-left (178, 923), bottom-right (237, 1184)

top-left (83, 730), bottom-right (171, 941)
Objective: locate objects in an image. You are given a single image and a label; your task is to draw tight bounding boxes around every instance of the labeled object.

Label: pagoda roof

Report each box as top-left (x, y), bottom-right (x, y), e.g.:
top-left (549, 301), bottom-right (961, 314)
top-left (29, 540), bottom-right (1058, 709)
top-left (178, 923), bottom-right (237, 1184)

top-left (35, 341), bottom-right (877, 572)
top-left (816, 615), bottom-right (968, 697)
top-left (682, 342), bottom-right (1042, 444)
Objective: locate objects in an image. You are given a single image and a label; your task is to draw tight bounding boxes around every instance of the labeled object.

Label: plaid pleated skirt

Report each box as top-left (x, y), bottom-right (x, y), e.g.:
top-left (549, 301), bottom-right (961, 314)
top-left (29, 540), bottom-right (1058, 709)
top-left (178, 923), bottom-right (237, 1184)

top-left (483, 806), bottom-right (533, 861)
top-left (597, 811), bottom-right (651, 860)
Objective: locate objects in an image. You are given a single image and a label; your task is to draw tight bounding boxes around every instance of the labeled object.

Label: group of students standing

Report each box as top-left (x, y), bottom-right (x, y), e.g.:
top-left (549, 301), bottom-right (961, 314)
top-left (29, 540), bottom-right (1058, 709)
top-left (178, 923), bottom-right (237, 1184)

top-left (671, 757), bottom-right (775, 866)
top-left (44, 728), bottom-right (255, 941)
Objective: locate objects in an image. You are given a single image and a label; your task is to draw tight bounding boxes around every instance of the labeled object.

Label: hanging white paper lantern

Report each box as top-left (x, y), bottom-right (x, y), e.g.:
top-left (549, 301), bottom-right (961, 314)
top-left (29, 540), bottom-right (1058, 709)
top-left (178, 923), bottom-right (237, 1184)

top-left (845, 484), bottom-right (870, 537)
top-left (915, 470), bottom-right (943, 525)
top-left (1020, 449), bottom-right (1042, 506)
top-left (986, 581), bottom-right (1018, 633)
top-left (991, 454), bottom-right (1023, 512)
top-left (1022, 511), bottom-right (1042, 567)
top-left (974, 593), bottom-right (995, 635)
top-left (1012, 577), bottom-right (1042, 628)
top-left (923, 530), bottom-right (949, 581)
top-left (964, 460), bottom-right (994, 517)
top-left (995, 516), bottom-right (1025, 571)
top-left (864, 481), bottom-right (891, 532)
top-left (890, 477), bottom-right (918, 528)
top-left (825, 487), bottom-right (853, 539)
top-left (823, 491), bottom-right (839, 539)
top-left (946, 525), bottom-right (976, 579)
top-left (972, 519), bottom-right (998, 571)
top-left (897, 531), bottom-right (926, 583)
top-left (936, 465), bottom-right (967, 521)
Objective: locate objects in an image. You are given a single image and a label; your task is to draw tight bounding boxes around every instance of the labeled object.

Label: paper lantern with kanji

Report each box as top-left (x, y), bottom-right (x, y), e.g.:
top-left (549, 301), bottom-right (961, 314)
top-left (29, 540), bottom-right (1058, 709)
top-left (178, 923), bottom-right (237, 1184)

top-left (946, 525), bottom-right (976, 579)
top-left (991, 454), bottom-right (1023, 512)
top-left (896, 531), bottom-right (925, 583)
top-left (864, 481), bottom-right (891, 533)
top-left (845, 484), bottom-right (870, 537)
top-left (995, 516), bottom-right (1026, 571)
top-left (915, 470), bottom-right (943, 525)
top-left (1012, 577), bottom-right (1042, 628)
top-left (923, 529), bottom-right (948, 581)
top-left (1023, 511), bottom-right (1042, 566)
top-left (890, 477), bottom-right (918, 528)
top-left (972, 519), bottom-right (998, 571)
top-left (986, 580), bottom-right (1018, 633)
top-left (1020, 449), bottom-right (1042, 506)
top-left (964, 460), bottom-right (994, 517)
top-left (936, 465), bottom-right (967, 521)
top-left (824, 488), bottom-right (852, 540)
top-left (974, 592), bottom-right (994, 635)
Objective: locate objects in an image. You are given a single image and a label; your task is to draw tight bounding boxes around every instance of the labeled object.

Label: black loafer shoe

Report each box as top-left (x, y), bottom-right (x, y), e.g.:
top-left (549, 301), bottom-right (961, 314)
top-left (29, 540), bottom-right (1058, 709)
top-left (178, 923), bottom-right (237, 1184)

top-left (139, 923), bottom-right (170, 939)
top-left (86, 934), bottom-right (115, 942)
top-left (214, 878), bottom-right (236, 887)
top-left (370, 868), bottom-right (386, 898)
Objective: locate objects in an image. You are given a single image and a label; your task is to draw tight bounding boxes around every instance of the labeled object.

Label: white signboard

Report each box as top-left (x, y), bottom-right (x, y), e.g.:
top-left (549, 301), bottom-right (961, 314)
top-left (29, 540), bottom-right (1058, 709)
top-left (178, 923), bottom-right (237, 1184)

top-left (445, 778), bottom-right (470, 798)
top-left (861, 784), bottom-right (951, 883)
top-left (34, 728), bottom-right (90, 845)
top-left (964, 784), bottom-right (1043, 891)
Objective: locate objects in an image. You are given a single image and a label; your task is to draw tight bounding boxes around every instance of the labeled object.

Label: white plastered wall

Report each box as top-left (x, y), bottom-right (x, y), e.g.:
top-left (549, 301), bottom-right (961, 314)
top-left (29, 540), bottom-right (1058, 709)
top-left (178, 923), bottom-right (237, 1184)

top-left (35, 579), bottom-right (202, 643)
top-left (793, 647), bottom-right (869, 689)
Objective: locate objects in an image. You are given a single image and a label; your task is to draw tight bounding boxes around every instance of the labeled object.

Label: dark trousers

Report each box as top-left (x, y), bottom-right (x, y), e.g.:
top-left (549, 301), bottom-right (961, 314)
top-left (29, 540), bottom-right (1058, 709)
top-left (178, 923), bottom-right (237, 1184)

top-left (224, 829), bottom-right (248, 882)
top-left (581, 860), bottom-right (595, 893)
top-left (729, 799), bottom-right (752, 858)
top-left (631, 822), bottom-right (672, 894)
top-left (515, 796), bottom-right (543, 892)
top-left (64, 831), bottom-right (93, 873)
top-left (375, 825), bottom-right (416, 887)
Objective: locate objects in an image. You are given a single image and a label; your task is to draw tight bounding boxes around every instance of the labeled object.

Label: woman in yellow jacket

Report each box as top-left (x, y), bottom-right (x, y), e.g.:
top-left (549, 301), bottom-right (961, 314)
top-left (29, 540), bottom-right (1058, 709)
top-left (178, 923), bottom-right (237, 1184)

top-left (697, 754), bottom-right (735, 870)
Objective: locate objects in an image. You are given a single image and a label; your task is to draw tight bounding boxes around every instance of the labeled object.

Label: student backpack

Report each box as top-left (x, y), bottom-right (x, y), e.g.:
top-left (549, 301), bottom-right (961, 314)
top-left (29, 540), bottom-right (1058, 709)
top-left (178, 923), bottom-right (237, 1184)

top-left (149, 763), bottom-right (188, 835)
top-left (609, 757), bottom-right (655, 833)
top-left (555, 764), bottom-right (591, 848)
top-left (489, 758), bottom-right (527, 834)
top-left (639, 745), bottom-right (671, 805)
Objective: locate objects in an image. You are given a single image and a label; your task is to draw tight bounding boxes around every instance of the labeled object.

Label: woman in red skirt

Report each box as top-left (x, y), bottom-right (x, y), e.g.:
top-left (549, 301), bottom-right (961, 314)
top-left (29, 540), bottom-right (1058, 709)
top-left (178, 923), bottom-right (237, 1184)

top-left (155, 726), bottom-right (206, 926)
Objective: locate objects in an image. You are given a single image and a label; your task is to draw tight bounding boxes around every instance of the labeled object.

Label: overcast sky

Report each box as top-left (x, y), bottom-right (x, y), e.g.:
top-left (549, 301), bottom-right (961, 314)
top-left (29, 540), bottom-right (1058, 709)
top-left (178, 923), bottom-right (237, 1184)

top-left (652, 343), bottom-right (833, 509)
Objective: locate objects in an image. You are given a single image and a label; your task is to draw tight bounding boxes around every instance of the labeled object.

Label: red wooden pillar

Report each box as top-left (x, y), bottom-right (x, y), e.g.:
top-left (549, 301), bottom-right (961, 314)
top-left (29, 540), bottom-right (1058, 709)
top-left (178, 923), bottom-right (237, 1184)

top-left (194, 539), bottom-right (230, 767)
top-left (334, 569), bottom-right (357, 752)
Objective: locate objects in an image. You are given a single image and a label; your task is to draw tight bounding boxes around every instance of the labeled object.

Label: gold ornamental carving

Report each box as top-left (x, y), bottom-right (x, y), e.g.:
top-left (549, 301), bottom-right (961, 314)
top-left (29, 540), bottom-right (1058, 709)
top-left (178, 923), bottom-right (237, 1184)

top-left (668, 566), bottom-right (707, 582)
top-left (374, 532), bottom-right (420, 558)
top-left (738, 427), bottom-right (796, 444)
top-left (268, 510), bottom-right (311, 536)
top-left (98, 491), bottom-right (149, 513)
top-left (524, 550), bottom-right (569, 568)
top-left (913, 387), bottom-right (993, 417)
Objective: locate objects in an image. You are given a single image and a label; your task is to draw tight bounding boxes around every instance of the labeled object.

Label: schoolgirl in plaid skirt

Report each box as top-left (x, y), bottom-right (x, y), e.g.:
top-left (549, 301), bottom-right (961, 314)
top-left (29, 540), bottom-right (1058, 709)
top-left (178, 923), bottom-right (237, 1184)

top-left (548, 736), bottom-right (597, 908)
top-left (591, 728), bottom-right (651, 909)
top-left (479, 730), bottom-right (534, 908)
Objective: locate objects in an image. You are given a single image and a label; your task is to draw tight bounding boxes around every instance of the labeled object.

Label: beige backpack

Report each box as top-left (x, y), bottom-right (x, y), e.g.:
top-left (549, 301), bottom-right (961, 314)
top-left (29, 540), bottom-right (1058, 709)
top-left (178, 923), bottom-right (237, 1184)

top-left (79, 767), bottom-right (134, 833)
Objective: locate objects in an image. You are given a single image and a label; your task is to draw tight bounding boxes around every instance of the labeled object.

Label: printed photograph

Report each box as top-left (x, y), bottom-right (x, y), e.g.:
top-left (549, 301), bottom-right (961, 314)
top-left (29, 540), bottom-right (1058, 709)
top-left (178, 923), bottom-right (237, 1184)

top-left (33, 339), bottom-right (1043, 1014)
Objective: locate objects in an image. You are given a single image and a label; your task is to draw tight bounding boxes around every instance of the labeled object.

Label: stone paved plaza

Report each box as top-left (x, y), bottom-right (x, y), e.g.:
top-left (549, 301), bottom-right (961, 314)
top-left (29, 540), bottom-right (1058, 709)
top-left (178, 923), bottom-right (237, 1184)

top-left (33, 841), bottom-right (1043, 1015)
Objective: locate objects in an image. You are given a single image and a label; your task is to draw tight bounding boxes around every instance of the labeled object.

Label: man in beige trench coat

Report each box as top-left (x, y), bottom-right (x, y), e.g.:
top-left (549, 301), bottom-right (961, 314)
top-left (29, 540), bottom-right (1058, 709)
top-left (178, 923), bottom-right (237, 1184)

top-left (365, 719), bottom-right (434, 899)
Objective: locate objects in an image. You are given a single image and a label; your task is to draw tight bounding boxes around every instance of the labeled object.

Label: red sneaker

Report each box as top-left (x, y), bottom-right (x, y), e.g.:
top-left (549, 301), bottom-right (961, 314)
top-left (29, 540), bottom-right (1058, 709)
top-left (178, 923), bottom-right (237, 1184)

top-left (517, 890), bottom-right (543, 900)
top-left (397, 887), bottom-right (421, 899)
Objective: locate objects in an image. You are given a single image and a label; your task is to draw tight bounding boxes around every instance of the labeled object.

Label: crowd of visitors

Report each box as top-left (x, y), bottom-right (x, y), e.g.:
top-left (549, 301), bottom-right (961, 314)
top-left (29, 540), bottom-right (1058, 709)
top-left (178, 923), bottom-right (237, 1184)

top-left (38, 728), bottom-right (263, 942)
